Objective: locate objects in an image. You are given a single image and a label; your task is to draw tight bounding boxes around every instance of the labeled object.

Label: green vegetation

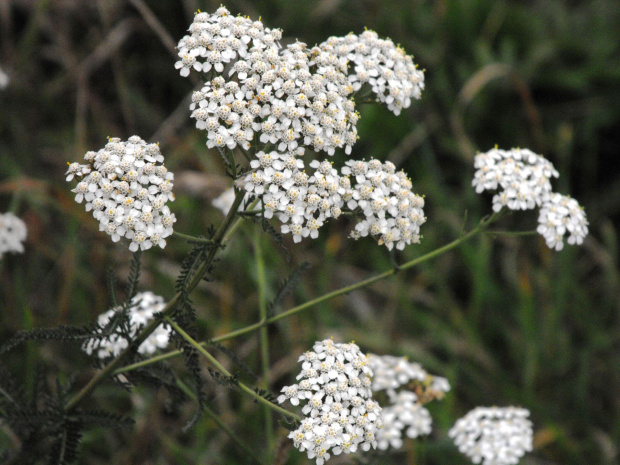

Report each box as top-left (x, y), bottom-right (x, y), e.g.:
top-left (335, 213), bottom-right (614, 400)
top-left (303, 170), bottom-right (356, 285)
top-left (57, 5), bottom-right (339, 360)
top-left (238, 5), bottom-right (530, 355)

top-left (1, 0), bottom-right (618, 464)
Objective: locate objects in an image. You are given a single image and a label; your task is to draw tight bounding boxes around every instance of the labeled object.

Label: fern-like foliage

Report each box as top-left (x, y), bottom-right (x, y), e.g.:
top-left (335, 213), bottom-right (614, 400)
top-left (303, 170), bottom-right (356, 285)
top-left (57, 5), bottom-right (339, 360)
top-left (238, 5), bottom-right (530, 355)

top-left (0, 325), bottom-right (95, 355)
top-left (207, 367), bottom-right (239, 388)
top-left (251, 215), bottom-right (290, 261)
top-left (170, 240), bottom-right (219, 431)
top-left (208, 341), bottom-right (259, 382)
top-left (0, 363), bottom-right (133, 464)
top-left (122, 363), bottom-right (189, 410)
top-left (266, 261), bottom-right (311, 317)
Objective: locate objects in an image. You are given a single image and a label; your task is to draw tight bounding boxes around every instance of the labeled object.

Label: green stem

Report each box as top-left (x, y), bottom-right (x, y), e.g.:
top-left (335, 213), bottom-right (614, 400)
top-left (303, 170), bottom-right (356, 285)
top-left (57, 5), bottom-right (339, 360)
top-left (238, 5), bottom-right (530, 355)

top-left (65, 189), bottom-right (247, 412)
top-left (114, 212), bottom-right (502, 374)
top-left (486, 229), bottom-right (538, 236)
top-left (238, 209), bottom-right (262, 216)
top-left (253, 232), bottom-right (274, 460)
top-left (165, 317), bottom-right (299, 421)
top-left (175, 378), bottom-right (267, 465)
top-left (173, 231), bottom-right (214, 244)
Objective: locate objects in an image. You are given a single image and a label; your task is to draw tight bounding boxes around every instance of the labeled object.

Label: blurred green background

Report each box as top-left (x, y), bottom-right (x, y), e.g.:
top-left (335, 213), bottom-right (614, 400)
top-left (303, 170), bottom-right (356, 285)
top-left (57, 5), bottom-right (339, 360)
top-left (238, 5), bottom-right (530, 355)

top-left (1, 0), bottom-right (619, 464)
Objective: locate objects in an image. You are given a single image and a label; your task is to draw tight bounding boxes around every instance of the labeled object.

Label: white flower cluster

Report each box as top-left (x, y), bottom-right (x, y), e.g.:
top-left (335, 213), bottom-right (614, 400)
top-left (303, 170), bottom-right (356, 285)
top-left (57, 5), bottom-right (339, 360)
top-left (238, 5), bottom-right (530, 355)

top-left (278, 339), bottom-right (383, 465)
top-left (175, 6), bottom-right (282, 78)
top-left (368, 354), bottom-right (450, 451)
top-left (537, 193), bottom-right (589, 251)
top-left (181, 6), bottom-right (358, 157)
top-left (83, 291), bottom-right (171, 359)
top-left (320, 30), bottom-right (425, 116)
top-left (448, 406), bottom-right (533, 465)
top-left (344, 159), bottom-right (426, 250)
top-left (66, 136), bottom-right (176, 252)
top-left (377, 391), bottom-right (432, 450)
top-left (473, 147), bottom-right (588, 251)
top-left (241, 153), bottom-right (425, 249)
top-left (0, 212), bottom-right (27, 259)
top-left (473, 147), bottom-right (558, 212)
top-left (242, 150), bottom-right (345, 243)
top-left (369, 354), bottom-right (429, 391)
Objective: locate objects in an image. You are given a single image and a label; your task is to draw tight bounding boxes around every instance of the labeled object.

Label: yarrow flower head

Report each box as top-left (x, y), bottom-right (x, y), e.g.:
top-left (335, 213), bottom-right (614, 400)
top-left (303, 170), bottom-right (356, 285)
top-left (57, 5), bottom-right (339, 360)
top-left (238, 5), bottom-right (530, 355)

top-left (448, 406), bottom-right (533, 465)
top-left (368, 354), bottom-right (450, 450)
top-left (376, 391), bottom-right (432, 450)
top-left (278, 339), bottom-right (383, 464)
top-left (187, 41), bottom-right (357, 157)
top-left (344, 159), bottom-right (426, 250)
top-left (66, 136), bottom-right (176, 252)
top-left (537, 193), bottom-right (588, 251)
top-left (240, 149), bottom-right (344, 243)
top-left (473, 147), bottom-right (558, 212)
top-left (0, 212), bottom-right (27, 259)
top-left (178, 5), bottom-right (358, 157)
top-left (175, 6), bottom-right (282, 78)
top-left (240, 154), bottom-right (426, 250)
top-left (473, 146), bottom-right (588, 251)
top-left (320, 30), bottom-right (425, 115)
top-left (83, 291), bottom-right (171, 358)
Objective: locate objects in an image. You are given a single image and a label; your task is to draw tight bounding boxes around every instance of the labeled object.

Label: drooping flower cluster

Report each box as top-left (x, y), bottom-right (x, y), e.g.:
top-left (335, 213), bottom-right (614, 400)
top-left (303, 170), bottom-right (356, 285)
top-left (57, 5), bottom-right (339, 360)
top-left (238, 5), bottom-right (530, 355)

top-left (83, 291), bottom-right (171, 359)
top-left (320, 31), bottom-right (425, 116)
top-left (345, 159), bottom-right (426, 250)
top-left (473, 147), bottom-right (588, 251)
top-left (0, 212), bottom-right (27, 259)
top-left (278, 339), bottom-right (383, 465)
top-left (448, 406), bottom-right (533, 465)
top-left (180, 6), bottom-right (358, 157)
top-left (537, 193), bottom-right (589, 251)
top-left (368, 354), bottom-right (450, 451)
top-left (66, 136), bottom-right (176, 252)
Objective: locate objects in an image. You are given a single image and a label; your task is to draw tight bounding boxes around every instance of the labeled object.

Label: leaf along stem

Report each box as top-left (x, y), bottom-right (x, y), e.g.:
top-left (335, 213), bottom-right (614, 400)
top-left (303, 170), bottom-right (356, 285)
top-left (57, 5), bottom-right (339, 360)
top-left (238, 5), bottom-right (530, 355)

top-left (165, 317), bottom-right (299, 421)
top-left (175, 378), bottom-right (268, 465)
top-left (65, 188), bottom-right (248, 412)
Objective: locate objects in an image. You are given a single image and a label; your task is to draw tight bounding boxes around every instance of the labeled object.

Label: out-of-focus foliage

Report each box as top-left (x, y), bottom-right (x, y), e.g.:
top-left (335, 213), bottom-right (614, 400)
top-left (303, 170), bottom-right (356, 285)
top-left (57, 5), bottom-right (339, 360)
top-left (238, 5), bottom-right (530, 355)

top-left (0, 0), bottom-right (618, 464)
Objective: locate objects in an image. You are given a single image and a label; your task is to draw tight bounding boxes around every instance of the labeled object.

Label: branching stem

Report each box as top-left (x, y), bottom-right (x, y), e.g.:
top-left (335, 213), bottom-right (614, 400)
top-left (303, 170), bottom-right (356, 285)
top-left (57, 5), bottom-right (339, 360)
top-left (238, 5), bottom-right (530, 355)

top-left (65, 188), bottom-right (247, 412)
top-left (115, 212), bottom-right (503, 374)
top-left (165, 317), bottom-right (299, 421)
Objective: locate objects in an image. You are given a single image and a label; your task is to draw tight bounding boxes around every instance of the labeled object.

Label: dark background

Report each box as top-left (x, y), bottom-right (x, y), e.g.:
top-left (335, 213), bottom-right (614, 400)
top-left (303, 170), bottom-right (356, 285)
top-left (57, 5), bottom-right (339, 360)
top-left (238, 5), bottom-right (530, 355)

top-left (1, 0), bottom-right (619, 464)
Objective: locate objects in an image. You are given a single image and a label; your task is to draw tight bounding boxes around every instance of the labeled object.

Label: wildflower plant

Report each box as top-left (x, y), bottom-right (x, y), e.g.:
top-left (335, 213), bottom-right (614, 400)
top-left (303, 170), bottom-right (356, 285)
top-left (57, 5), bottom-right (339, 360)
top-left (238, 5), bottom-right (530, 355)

top-left (0, 4), bottom-right (592, 465)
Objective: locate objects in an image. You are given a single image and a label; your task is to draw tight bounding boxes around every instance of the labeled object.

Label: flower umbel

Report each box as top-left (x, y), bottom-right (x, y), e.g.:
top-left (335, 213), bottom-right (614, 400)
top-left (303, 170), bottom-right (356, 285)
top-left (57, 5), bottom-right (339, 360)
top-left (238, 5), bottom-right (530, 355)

top-left (473, 147), bottom-right (558, 212)
top-left (368, 354), bottom-right (450, 450)
top-left (537, 193), bottom-right (588, 251)
top-left (320, 30), bottom-right (425, 116)
top-left (448, 406), bottom-right (533, 465)
top-left (278, 339), bottom-right (383, 464)
top-left (473, 146), bottom-right (588, 251)
top-left (66, 136), bottom-right (176, 252)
